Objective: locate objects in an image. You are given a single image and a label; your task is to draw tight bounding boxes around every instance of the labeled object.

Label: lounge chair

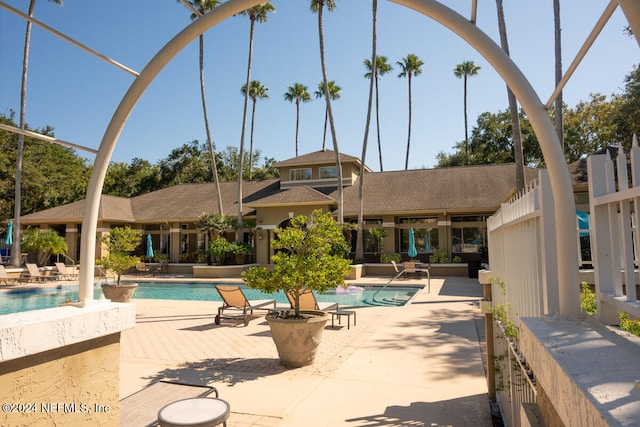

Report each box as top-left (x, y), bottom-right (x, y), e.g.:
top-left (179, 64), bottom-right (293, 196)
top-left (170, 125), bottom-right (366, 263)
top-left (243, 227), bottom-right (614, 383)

top-left (404, 261), bottom-right (420, 279)
top-left (54, 262), bottom-right (80, 280)
top-left (214, 285), bottom-right (276, 326)
top-left (286, 290), bottom-right (338, 312)
top-left (135, 261), bottom-right (150, 275)
top-left (151, 259), bottom-right (169, 276)
top-left (20, 263), bottom-right (50, 283)
top-left (0, 265), bottom-right (18, 285)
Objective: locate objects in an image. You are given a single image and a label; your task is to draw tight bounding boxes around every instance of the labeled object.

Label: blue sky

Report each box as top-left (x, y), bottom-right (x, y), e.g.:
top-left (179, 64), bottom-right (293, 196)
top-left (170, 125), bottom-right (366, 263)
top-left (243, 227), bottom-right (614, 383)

top-left (0, 0), bottom-right (637, 172)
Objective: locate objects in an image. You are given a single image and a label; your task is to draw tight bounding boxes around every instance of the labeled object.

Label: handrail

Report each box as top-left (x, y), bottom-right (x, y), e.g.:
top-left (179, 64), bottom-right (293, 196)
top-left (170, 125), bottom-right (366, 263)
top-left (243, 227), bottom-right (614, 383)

top-left (373, 267), bottom-right (431, 303)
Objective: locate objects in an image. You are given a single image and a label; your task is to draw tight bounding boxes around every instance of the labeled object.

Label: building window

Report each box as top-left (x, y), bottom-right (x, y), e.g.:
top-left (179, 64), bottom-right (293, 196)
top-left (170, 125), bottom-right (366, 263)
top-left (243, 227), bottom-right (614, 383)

top-left (319, 166), bottom-right (337, 179)
top-left (290, 168), bottom-right (312, 181)
top-left (451, 215), bottom-right (487, 253)
top-left (398, 217), bottom-right (438, 255)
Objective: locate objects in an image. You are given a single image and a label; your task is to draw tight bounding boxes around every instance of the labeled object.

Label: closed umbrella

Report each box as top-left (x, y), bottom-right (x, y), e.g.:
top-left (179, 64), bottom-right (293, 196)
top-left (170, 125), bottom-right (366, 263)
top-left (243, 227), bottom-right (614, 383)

top-left (424, 232), bottom-right (431, 253)
top-left (5, 221), bottom-right (12, 246)
top-left (146, 234), bottom-right (154, 259)
top-left (408, 228), bottom-right (417, 259)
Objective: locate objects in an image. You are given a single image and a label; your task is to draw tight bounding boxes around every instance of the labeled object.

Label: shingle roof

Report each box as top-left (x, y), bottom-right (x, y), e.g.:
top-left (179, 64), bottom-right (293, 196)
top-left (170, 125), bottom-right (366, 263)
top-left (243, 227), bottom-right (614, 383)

top-left (21, 195), bottom-right (134, 223)
top-left (338, 163), bottom-right (539, 216)
top-left (247, 186), bottom-right (336, 207)
top-left (273, 149), bottom-right (364, 169)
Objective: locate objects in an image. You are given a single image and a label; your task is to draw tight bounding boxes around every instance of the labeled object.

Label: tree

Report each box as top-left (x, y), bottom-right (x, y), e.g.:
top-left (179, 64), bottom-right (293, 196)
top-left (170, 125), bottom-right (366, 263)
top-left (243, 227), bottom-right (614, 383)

top-left (12, 0), bottom-right (64, 268)
top-left (241, 80), bottom-right (270, 179)
top-left (181, 0), bottom-right (224, 215)
top-left (314, 80), bottom-right (342, 150)
top-left (157, 140), bottom-right (212, 186)
top-left (397, 53), bottom-right (424, 170)
top-left (553, 0), bottom-right (564, 150)
top-left (103, 158), bottom-right (160, 197)
top-left (311, 0), bottom-right (344, 224)
top-left (284, 83), bottom-right (312, 157)
top-left (236, 3), bottom-right (275, 243)
top-left (453, 60), bottom-right (481, 165)
top-left (364, 55), bottom-right (392, 172)
top-left (20, 227), bottom-right (67, 266)
top-left (100, 226), bottom-right (142, 285)
top-left (197, 212), bottom-right (236, 264)
top-left (496, 0), bottom-right (526, 191)
top-left (613, 65), bottom-right (640, 143)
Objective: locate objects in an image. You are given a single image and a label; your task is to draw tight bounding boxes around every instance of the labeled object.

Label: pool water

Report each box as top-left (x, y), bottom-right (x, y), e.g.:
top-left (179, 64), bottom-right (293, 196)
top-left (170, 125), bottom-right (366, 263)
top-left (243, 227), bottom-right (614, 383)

top-left (0, 282), bottom-right (421, 315)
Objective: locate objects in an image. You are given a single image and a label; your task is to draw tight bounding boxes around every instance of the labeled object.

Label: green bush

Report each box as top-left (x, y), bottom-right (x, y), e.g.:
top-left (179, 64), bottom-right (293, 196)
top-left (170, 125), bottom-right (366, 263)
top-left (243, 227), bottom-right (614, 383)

top-left (380, 253), bottom-right (401, 263)
top-left (209, 237), bottom-right (231, 265)
top-left (429, 249), bottom-right (451, 263)
top-left (580, 282), bottom-right (597, 316)
top-left (620, 312), bottom-right (640, 337)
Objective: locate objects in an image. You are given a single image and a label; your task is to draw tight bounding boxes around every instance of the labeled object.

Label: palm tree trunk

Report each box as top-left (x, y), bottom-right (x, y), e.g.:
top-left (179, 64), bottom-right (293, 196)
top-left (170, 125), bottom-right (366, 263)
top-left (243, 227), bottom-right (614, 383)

top-left (295, 101), bottom-right (300, 157)
top-left (322, 108), bottom-right (328, 150)
top-left (317, 2), bottom-right (343, 223)
top-left (237, 18), bottom-right (256, 243)
top-left (404, 75), bottom-right (412, 170)
top-left (375, 72), bottom-right (383, 172)
top-left (463, 75), bottom-right (469, 165)
top-left (12, 0), bottom-right (37, 267)
top-left (553, 0), bottom-right (564, 153)
top-left (198, 35), bottom-right (224, 215)
top-left (496, 0), bottom-right (525, 191)
top-left (249, 99), bottom-right (257, 179)
top-left (357, 0), bottom-right (377, 262)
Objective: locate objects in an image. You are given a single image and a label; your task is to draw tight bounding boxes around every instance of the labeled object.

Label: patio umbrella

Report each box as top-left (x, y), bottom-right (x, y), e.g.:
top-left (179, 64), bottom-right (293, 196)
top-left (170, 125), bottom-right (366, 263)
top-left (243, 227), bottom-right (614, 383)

top-left (146, 234), bottom-right (154, 258)
top-left (576, 210), bottom-right (590, 237)
top-left (408, 228), bottom-right (417, 259)
top-left (5, 220), bottom-right (12, 246)
top-left (424, 232), bottom-right (431, 253)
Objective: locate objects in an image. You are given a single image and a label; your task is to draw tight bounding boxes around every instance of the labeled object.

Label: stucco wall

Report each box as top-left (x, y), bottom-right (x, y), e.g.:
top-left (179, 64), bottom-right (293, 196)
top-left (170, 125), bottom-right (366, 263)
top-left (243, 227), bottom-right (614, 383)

top-left (0, 333), bottom-right (120, 426)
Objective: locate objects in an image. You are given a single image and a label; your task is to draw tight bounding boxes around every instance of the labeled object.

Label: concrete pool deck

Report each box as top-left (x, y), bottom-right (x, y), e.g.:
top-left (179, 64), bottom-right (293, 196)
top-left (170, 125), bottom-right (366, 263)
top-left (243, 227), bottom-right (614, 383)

top-left (119, 275), bottom-right (493, 426)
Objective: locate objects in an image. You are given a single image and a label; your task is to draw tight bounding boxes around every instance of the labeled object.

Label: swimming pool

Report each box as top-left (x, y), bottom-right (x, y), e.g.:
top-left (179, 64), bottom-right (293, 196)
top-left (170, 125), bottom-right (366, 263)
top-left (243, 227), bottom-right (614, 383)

top-left (0, 282), bottom-right (421, 315)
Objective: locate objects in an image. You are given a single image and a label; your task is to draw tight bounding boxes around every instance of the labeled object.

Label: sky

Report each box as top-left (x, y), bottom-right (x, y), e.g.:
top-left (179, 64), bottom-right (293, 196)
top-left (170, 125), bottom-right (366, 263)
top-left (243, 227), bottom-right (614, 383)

top-left (0, 0), bottom-right (637, 173)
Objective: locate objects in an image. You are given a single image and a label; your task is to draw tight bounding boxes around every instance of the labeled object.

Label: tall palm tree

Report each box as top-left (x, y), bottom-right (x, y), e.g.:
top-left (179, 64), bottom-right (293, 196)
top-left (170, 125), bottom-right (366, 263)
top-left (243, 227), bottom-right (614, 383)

top-left (311, 0), bottom-right (344, 224)
top-left (356, 0), bottom-right (378, 263)
top-left (12, 0), bottom-right (63, 267)
top-left (453, 60), bottom-right (481, 165)
top-left (314, 80), bottom-right (341, 150)
top-left (284, 83), bottom-right (311, 157)
top-left (553, 0), bottom-right (564, 154)
top-left (397, 53), bottom-right (424, 170)
top-left (364, 55), bottom-right (392, 172)
top-left (496, 0), bottom-right (525, 191)
top-left (236, 3), bottom-right (275, 243)
top-left (241, 80), bottom-right (269, 179)
top-left (182, 0), bottom-right (224, 215)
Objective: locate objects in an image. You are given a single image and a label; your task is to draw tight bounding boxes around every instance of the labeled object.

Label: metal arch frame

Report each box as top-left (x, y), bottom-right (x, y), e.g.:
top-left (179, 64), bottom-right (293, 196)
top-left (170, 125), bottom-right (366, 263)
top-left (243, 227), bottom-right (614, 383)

top-left (78, 0), bottom-right (640, 318)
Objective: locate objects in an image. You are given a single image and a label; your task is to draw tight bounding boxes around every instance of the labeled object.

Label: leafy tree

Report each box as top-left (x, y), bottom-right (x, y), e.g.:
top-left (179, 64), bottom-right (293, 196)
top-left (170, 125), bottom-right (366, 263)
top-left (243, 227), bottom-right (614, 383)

top-left (364, 54), bottom-right (392, 172)
top-left (453, 60), bottom-right (481, 165)
top-left (100, 226), bottom-right (142, 285)
top-left (397, 53), bottom-right (424, 170)
top-left (613, 65), bottom-right (640, 144)
top-left (157, 140), bottom-right (213, 186)
top-left (20, 227), bottom-right (67, 266)
top-left (314, 80), bottom-right (342, 150)
top-left (103, 158), bottom-right (160, 197)
top-left (284, 83), bottom-right (312, 157)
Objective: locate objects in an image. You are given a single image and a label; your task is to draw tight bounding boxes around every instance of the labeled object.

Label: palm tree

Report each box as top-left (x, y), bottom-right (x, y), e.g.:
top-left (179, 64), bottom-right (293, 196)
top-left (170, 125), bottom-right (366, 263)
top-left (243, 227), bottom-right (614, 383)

top-left (356, 0), bottom-right (378, 263)
top-left (314, 81), bottom-right (341, 150)
top-left (12, 0), bottom-right (63, 268)
top-left (397, 53), bottom-right (424, 170)
top-left (241, 80), bottom-right (269, 179)
top-left (453, 60), bottom-right (481, 165)
top-left (182, 0), bottom-right (224, 215)
top-left (496, 0), bottom-right (525, 191)
top-left (284, 83), bottom-right (312, 157)
top-left (310, 0), bottom-right (344, 224)
top-left (364, 55), bottom-right (392, 172)
top-left (553, 0), bottom-right (564, 153)
top-left (236, 3), bottom-right (275, 243)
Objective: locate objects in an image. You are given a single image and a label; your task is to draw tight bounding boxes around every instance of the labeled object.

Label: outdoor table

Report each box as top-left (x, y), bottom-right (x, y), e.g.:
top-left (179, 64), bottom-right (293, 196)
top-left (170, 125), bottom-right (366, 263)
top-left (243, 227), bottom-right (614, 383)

top-left (331, 310), bottom-right (356, 329)
top-left (157, 397), bottom-right (230, 427)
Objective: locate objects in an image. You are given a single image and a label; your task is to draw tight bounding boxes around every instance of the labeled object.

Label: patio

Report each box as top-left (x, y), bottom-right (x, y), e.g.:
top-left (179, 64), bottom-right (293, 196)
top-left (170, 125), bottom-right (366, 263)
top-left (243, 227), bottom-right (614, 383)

top-left (119, 275), bottom-right (493, 426)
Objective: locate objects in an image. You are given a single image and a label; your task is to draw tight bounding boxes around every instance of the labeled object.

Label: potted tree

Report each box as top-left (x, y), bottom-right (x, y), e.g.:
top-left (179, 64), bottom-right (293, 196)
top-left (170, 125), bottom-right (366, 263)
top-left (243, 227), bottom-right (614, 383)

top-left (100, 226), bottom-right (142, 303)
top-left (242, 210), bottom-right (351, 367)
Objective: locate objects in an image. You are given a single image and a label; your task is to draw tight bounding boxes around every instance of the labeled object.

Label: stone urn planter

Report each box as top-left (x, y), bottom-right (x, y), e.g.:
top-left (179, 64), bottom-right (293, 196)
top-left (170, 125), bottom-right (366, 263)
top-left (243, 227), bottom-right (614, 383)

top-left (266, 310), bottom-right (329, 367)
top-left (101, 283), bottom-right (138, 303)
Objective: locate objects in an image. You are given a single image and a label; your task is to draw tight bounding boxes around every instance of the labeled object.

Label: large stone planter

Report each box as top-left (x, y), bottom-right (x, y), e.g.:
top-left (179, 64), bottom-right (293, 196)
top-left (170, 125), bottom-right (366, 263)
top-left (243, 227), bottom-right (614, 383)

top-left (266, 310), bottom-right (328, 368)
top-left (101, 283), bottom-right (138, 303)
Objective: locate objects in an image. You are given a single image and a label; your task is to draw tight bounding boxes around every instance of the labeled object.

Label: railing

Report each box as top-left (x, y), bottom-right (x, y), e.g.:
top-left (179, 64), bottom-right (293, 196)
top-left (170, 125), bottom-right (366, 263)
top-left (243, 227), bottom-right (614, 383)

top-left (372, 267), bottom-right (431, 303)
top-left (588, 142), bottom-right (640, 324)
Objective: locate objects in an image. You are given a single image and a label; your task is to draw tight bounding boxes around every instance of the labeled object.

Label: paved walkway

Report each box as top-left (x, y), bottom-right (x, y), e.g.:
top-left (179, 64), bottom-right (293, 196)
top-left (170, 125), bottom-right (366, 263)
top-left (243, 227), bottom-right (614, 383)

top-left (119, 276), bottom-right (492, 426)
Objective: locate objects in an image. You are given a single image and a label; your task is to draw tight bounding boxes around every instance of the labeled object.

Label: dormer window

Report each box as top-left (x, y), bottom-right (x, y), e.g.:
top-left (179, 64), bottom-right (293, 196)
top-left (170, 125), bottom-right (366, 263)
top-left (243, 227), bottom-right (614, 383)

top-left (290, 168), bottom-right (312, 181)
top-left (319, 166), bottom-right (337, 179)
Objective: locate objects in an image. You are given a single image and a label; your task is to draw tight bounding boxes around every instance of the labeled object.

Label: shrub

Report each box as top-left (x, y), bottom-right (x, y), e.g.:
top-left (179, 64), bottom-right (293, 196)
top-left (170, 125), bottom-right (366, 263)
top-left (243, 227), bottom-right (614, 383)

top-left (429, 249), bottom-right (451, 263)
top-left (619, 312), bottom-right (640, 337)
top-left (380, 253), bottom-right (401, 263)
top-left (580, 282), bottom-right (597, 316)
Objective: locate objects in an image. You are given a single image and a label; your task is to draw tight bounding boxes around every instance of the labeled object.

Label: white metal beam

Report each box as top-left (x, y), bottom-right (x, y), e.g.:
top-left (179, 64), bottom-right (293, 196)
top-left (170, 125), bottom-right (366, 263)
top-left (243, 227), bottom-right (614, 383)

top-left (0, 123), bottom-right (97, 154)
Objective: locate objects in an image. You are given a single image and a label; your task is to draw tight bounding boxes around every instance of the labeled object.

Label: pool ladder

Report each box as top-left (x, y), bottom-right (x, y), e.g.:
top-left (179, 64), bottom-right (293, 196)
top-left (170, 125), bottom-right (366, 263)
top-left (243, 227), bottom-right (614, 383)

top-left (372, 267), bottom-right (431, 304)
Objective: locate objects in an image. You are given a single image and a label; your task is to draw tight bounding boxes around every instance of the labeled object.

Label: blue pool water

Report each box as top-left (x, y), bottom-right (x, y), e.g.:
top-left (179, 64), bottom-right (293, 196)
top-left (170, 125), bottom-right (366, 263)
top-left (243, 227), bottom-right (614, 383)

top-left (0, 282), bottom-right (421, 315)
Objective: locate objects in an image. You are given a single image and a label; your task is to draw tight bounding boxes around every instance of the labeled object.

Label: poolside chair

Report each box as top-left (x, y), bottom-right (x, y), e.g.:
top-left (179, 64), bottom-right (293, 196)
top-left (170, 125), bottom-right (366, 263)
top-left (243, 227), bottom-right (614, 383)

top-left (0, 265), bottom-right (18, 285)
top-left (404, 261), bottom-right (420, 279)
top-left (54, 262), bottom-right (80, 280)
top-left (151, 259), bottom-right (169, 276)
top-left (135, 261), bottom-right (150, 275)
top-left (20, 263), bottom-right (50, 283)
top-left (214, 285), bottom-right (276, 326)
top-left (286, 290), bottom-right (338, 312)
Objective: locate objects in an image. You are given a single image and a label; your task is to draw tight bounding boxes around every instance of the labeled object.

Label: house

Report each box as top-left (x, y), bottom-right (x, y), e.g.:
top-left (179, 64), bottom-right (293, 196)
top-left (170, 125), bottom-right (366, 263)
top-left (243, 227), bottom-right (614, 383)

top-left (19, 150), bottom-right (538, 265)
